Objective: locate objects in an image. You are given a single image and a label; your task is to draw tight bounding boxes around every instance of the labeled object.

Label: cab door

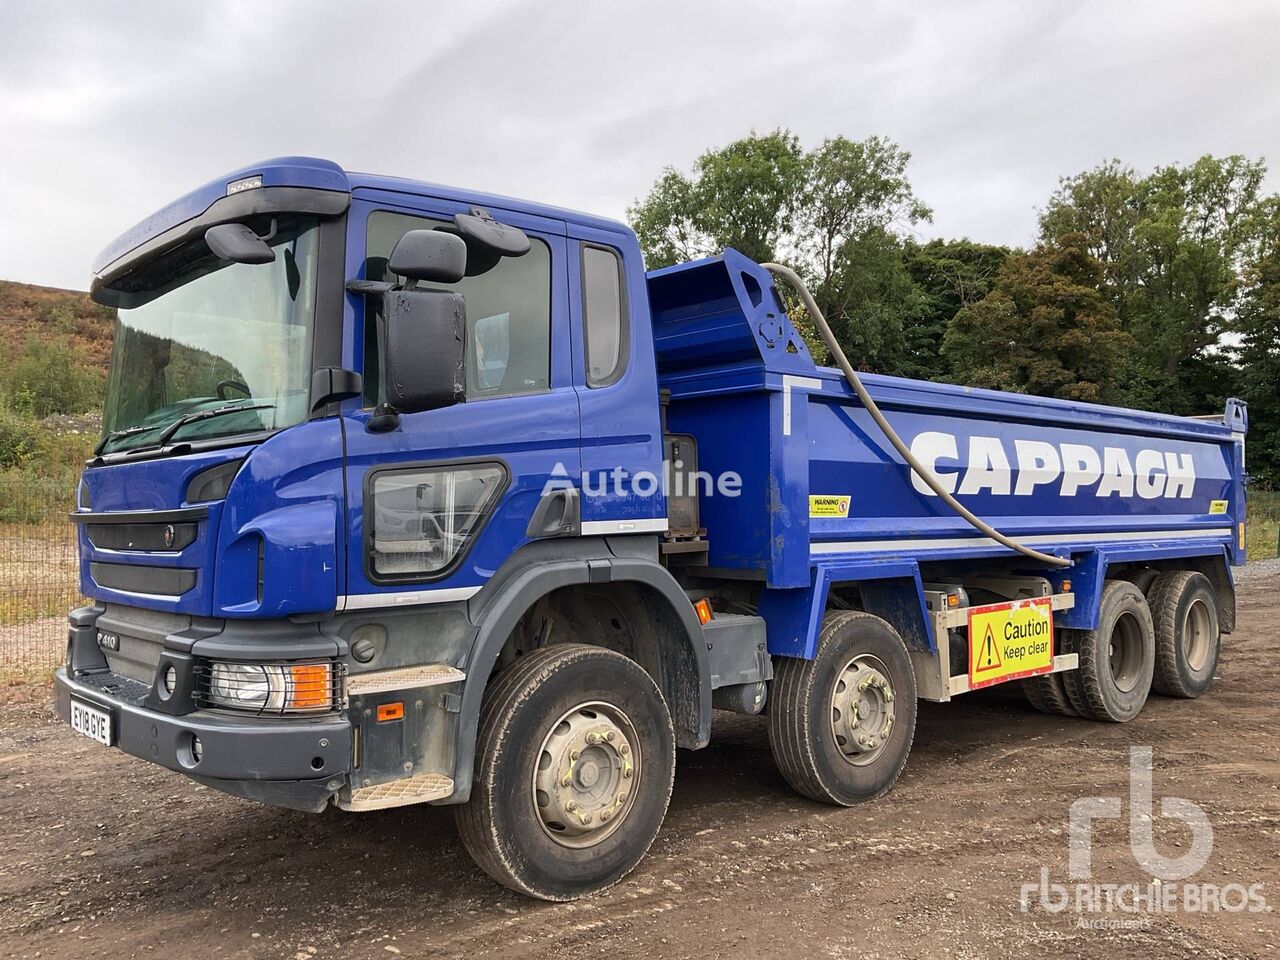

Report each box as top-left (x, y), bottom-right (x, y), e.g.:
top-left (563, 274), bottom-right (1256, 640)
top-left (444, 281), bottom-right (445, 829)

top-left (566, 226), bottom-right (666, 534)
top-left (339, 194), bottom-right (580, 607)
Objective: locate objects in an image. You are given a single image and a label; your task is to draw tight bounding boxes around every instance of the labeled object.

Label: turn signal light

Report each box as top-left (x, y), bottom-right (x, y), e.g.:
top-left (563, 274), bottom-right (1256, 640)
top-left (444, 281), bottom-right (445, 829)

top-left (377, 701), bottom-right (404, 722)
top-left (694, 598), bottom-right (714, 625)
top-left (287, 663), bottom-right (332, 710)
top-left (1061, 579), bottom-right (1072, 593)
top-left (946, 594), bottom-right (959, 608)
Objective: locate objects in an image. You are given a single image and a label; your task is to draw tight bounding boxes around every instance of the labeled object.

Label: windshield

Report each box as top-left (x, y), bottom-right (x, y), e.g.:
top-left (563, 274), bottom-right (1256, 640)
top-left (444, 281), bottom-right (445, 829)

top-left (98, 216), bottom-right (320, 455)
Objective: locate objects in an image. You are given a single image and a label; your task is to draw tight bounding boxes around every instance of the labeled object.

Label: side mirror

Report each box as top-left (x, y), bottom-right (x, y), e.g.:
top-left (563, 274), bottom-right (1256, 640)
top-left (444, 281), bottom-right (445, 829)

top-left (205, 223), bottom-right (276, 265)
top-left (381, 287), bottom-right (466, 415)
top-left (388, 230), bottom-right (466, 284)
top-left (452, 209), bottom-right (530, 277)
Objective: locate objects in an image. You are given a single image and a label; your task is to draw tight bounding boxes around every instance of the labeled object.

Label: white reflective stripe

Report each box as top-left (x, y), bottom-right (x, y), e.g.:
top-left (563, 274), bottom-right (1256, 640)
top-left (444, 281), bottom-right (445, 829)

top-left (337, 586), bottom-right (481, 611)
top-left (782, 375), bottom-right (823, 437)
top-left (811, 527), bottom-right (1234, 556)
top-left (580, 518), bottom-right (669, 536)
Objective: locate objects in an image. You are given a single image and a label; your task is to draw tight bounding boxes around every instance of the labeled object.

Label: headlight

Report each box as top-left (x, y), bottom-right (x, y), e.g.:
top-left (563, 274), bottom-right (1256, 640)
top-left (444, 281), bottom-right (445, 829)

top-left (202, 660), bottom-right (337, 714)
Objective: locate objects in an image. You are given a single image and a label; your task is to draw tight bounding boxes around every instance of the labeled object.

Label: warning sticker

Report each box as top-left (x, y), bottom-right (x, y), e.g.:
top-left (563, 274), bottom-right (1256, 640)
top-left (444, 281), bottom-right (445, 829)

top-left (1209, 499), bottom-right (1229, 515)
top-left (809, 495), bottom-right (851, 518)
top-left (968, 597), bottom-right (1054, 689)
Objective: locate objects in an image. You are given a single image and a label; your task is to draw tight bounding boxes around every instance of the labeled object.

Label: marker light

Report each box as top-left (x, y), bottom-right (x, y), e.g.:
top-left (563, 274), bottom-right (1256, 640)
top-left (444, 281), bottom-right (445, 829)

top-left (226, 174), bottom-right (263, 196)
top-left (694, 598), bottom-right (714, 625)
top-left (376, 702), bottom-right (404, 722)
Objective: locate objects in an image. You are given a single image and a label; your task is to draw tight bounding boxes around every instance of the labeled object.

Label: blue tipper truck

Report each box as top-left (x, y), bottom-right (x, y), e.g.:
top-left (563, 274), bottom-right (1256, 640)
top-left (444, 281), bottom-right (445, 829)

top-left (56, 157), bottom-right (1248, 900)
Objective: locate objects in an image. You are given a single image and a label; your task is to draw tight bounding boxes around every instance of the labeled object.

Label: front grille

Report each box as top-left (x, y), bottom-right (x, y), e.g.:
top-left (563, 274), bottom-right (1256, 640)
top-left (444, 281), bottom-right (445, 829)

top-left (86, 522), bottom-right (197, 552)
top-left (193, 660), bottom-right (345, 715)
top-left (90, 561), bottom-right (196, 597)
top-left (95, 604), bottom-right (192, 684)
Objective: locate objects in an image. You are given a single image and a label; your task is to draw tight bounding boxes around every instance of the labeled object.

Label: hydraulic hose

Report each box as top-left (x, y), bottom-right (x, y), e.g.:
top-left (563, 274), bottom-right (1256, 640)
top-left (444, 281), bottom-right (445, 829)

top-left (761, 262), bottom-right (1072, 569)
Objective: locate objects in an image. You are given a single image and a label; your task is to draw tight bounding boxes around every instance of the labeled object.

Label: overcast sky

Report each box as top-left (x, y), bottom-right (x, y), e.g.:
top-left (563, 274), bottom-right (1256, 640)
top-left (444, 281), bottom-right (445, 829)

top-left (2, 0), bottom-right (1278, 291)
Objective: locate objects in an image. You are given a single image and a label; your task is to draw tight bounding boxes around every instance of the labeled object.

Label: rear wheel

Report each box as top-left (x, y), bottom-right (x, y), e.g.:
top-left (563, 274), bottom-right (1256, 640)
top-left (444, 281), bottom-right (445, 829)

top-left (1148, 570), bottom-right (1220, 698)
top-left (1022, 663), bottom-right (1078, 717)
top-left (768, 611), bottom-right (917, 805)
top-left (455, 644), bottom-right (675, 901)
top-left (1061, 580), bottom-right (1155, 723)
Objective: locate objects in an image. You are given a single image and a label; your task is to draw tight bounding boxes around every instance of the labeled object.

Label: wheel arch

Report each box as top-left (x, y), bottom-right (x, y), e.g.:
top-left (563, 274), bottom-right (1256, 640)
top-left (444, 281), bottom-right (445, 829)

top-left (447, 538), bottom-right (710, 804)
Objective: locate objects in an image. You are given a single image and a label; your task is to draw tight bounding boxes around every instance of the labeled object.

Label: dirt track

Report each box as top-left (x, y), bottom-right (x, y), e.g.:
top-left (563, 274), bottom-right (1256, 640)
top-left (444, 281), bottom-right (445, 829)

top-left (2, 571), bottom-right (1278, 960)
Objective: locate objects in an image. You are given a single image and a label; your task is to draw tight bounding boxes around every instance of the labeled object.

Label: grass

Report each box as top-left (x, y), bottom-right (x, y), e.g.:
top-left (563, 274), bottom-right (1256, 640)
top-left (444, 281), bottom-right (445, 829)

top-left (1247, 489), bottom-right (1280, 561)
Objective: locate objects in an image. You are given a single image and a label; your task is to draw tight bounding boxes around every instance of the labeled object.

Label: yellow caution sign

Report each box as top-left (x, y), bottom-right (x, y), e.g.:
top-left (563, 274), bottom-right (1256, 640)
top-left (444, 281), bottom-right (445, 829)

top-left (968, 597), bottom-right (1054, 689)
top-left (809, 495), bottom-right (850, 518)
top-left (1208, 499), bottom-right (1228, 515)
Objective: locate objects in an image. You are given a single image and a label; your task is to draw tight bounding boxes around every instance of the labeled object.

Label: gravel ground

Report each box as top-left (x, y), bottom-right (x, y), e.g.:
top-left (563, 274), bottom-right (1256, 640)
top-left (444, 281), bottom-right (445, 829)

top-left (0, 568), bottom-right (1277, 959)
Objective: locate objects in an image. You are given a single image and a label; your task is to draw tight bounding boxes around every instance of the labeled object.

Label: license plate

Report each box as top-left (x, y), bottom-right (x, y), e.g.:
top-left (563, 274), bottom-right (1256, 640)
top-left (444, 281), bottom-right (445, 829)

top-left (70, 698), bottom-right (113, 746)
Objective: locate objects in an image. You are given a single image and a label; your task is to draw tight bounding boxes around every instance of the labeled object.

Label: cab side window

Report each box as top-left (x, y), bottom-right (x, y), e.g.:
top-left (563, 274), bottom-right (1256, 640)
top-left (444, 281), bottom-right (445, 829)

top-left (581, 244), bottom-right (628, 387)
top-left (363, 210), bottom-right (552, 404)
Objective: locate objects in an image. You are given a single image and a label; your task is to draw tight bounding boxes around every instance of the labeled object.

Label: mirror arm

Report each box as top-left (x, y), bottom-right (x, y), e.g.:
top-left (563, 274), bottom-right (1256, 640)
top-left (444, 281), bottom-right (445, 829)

top-left (345, 279), bottom-right (394, 295)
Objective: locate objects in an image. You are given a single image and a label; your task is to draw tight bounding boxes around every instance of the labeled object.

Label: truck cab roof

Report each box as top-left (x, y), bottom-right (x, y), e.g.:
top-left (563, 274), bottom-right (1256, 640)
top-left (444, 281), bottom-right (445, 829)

top-left (93, 156), bottom-right (635, 283)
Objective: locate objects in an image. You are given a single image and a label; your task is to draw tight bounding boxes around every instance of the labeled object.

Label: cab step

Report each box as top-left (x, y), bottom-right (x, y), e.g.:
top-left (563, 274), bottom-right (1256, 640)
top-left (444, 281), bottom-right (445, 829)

top-left (346, 664), bottom-right (465, 696)
top-left (340, 773), bottom-right (455, 811)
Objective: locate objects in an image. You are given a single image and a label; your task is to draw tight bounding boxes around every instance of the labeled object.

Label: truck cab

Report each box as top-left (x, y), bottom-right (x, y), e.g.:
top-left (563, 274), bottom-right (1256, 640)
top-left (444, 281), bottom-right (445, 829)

top-left (57, 157), bottom-right (1244, 901)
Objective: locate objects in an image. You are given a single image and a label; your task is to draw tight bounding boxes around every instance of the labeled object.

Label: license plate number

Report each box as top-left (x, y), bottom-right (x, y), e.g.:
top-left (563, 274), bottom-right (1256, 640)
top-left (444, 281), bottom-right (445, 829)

top-left (70, 698), bottom-right (113, 746)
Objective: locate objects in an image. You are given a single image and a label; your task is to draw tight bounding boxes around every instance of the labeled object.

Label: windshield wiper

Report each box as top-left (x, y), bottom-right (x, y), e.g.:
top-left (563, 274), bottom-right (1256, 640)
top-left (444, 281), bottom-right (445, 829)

top-left (155, 401), bottom-right (276, 447)
top-left (154, 402), bottom-right (276, 447)
top-left (94, 424), bottom-right (160, 456)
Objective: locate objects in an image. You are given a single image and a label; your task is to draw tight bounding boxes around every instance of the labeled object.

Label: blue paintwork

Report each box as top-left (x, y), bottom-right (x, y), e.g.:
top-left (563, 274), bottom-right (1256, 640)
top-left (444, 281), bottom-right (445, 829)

top-left (79, 160), bottom-right (1248, 669)
top-left (652, 249), bottom-right (1245, 656)
top-left (93, 157), bottom-right (349, 276)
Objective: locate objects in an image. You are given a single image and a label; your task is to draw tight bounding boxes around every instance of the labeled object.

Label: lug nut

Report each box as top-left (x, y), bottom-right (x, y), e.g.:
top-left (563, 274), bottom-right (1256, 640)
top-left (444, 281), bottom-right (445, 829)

top-left (582, 814), bottom-right (593, 825)
top-left (601, 810), bottom-right (611, 822)
top-left (566, 800), bottom-right (578, 812)
top-left (570, 750), bottom-right (580, 760)
top-left (619, 744), bottom-right (629, 756)
top-left (624, 767), bottom-right (633, 779)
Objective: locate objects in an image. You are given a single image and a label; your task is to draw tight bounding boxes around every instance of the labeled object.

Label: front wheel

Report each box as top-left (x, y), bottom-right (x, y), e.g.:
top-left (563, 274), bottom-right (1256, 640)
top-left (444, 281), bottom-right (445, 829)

top-left (455, 644), bottom-right (675, 901)
top-left (768, 611), bottom-right (917, 806)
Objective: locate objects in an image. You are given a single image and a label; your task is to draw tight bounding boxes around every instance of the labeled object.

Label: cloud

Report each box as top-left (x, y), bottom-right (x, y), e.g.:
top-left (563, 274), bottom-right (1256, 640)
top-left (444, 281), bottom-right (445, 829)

top-left (1, 0), bottom-right (1278, 289)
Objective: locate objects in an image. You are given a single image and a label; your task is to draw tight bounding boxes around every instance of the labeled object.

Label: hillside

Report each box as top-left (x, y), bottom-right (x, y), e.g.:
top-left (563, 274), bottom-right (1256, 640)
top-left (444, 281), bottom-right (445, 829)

top-left (0, 279), bottom-right (114, 369)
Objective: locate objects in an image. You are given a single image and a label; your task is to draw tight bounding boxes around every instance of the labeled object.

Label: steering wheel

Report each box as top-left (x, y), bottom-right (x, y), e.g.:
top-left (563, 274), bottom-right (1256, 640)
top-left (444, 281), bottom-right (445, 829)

top-left (216, 379), bottom-right (252, 400)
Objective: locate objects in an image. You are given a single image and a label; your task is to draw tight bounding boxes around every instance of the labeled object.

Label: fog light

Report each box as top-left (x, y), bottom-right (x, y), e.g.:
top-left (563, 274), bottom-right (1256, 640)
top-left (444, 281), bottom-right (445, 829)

top-left (191, 735), bottom-right (203, 762)
top-left (162, 665), bottom-right (177, 696)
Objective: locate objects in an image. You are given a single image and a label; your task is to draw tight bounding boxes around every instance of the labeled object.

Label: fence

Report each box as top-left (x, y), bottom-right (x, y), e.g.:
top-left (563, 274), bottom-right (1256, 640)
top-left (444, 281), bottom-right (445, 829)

top-left (0, 474), bottom-right (80, 680)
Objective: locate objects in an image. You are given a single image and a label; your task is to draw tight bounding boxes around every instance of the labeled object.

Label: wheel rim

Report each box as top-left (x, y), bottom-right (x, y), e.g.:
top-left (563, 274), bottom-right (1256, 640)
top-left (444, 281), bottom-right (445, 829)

top-left (830, 654), bottom-right (896, 766)
top-left (1108, 611), bottom-right (1144, 693)
top-left (1182, 598), bottom-right (1214, 672)
top-left (532, 701), bottom-right (640, 849)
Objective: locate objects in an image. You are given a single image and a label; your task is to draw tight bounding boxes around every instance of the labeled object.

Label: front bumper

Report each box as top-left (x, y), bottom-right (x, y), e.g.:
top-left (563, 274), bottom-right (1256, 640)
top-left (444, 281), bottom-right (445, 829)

top-left (54, 667), bottom-right (351, 812)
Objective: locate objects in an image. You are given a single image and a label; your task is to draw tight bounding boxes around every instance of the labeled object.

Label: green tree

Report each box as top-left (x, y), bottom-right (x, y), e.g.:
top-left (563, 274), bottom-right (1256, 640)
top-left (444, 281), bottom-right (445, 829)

top-left (628, 130), bottom-right (930, 370)
top-left (1039, 156), bottom-right (1268, 413)
top-left (628, 129), bottom-right (805, 267)
top-left (1235, 205), bottom-right (1280, 486)
top-left (943, 234), bottom-right (1132, 403)
top-left (899, 238), bottom-right (1010, 381)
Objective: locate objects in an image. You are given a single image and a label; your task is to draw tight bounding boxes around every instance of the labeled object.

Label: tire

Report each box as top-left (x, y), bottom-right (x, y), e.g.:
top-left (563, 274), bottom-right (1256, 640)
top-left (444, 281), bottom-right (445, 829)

top-left (455, 644), bottom-right (675, 901)
top-left (1060, 580), bottom-right (1155, 723)
top-left (1147, 571), bottom-right (1220, 698)
top-left (1022, 665), bottom-right (1079, 717)
top-left (768, 611), bottom-right (917, 806)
